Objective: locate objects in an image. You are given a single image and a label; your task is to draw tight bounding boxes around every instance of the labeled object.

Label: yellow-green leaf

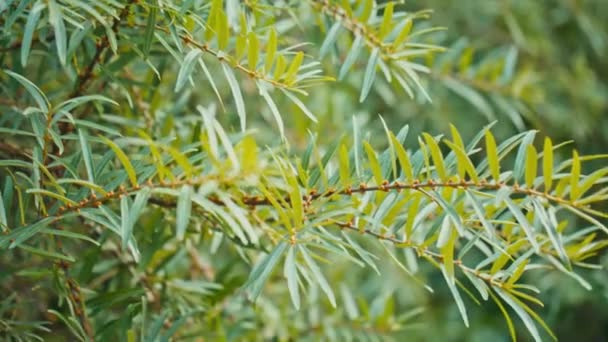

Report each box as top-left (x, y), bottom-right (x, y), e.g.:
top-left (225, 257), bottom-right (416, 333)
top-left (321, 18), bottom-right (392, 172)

top-left (217, 10), bottom-right (229, 50)
top-left (485, 131), bottom-right (500, 182)
top-left (570, 150), bottom-right (580, 200)
top-left (248, 32), bottom-right (259, 70)
top-left (525, 144), bottom-right (537, 188)
top-left (339, 143), bottom-right (351, 187)
top-left (393, 20), bottom-right (413, 47)
top-left (444, 140), bottom-right (479, 182)
top-left (450, 124), bottom-right (466, 179)
top-left (265, 28), bottom-right (277, 73)
top-left (506, 260), bottom-right (528, 286)
top-left (285, 51), bottom-right (304, 85)
top-left (273, 54), bottom-right (287, 80)
top-left (363, 141), bottom-right (382, 185)
top-left (440, 228), bottom-right (458, 284)
top-left (389, 132), bottom-right (413, 181)
top-left (99, 136), bottom-right (138, 187)
top-left (422, 133), bottom-right (447, 181)
top-left (379, 2), bottom-right (394, 39)
top-left (543, 137), bottom-right (553, 192)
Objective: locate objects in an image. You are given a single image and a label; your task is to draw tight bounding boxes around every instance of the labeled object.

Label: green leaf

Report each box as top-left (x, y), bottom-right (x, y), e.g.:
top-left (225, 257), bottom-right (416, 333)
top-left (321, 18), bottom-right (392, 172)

top-left (339, 35), bottom-right (363, 80)
top-left (48, 0), bottom-right (67, 65)
top-left (488, 290), bottom-right (517, 342)
top-left (243, 241), bottom-right (288, 301)
top-left (176, 185), bottom-right (192, 240)
top-left (320, 22), bottom-right (342, 58)
top-left (284, 246), bottom-right (301, 310)
top-left (143, 6), bottom-right (157, 57)
top-left (504, 197), bottom-right (540, 252)
top-left (280, 89), bottom-right (318, 123)
top-left (222, 63), bottom-right (247, 131)
top-left (360, 48), bottom-right (380, 102)
top-left (78, 129), bottom-right (95, 184)
top-left (259, 82), bottom-right (285, 138)
top-left (120, 195), bottom-right (131, 250)
top-left (300, 246), bottom-right (337, 307)
top-left (175, 49), bottom-right (202, 91)
top-left (441, 264), bottom-right (469, 327)
top-left (99, 136), bottom-right (138, 187)
top-left (4, 70), bottom-right (50, 112)
top-left (493, 288), bottom-right (552, 342)
top-left (513, 131), bottom-right (537, 184)
top-left (21, 1), bottom-right (45, 67)
top-left (17, 244), bottom-right (74, 262)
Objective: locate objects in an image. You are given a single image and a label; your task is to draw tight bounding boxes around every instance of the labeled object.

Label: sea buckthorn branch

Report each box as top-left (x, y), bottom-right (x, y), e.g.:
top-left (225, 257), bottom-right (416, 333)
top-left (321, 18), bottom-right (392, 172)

top-left (333, 219), bottom-right (503, 287)
top-left (310, 0), bottom-right (443, 62)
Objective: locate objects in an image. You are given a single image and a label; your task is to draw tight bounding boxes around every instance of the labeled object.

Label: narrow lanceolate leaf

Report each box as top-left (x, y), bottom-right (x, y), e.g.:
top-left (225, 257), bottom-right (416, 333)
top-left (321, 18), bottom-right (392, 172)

top-left (444, 140), bottom-right (479, 182)
top-left (176, 185), bottom-right (192, 240)
top-left (513, 131), bottom-right (537, 184)
top-left (440, 227), bottom-right (458, 285)
top-left (525, 144), bottom-right (538, 188)
top-left (360, 48), bottom-right (380, 102)
top-left (78, 130), bottom-right (95, 184)
top-left (265, 28), bottom-right (277, 73)
top-left (284, 51), bottom-right (304, 85)
top-left (21, 1), bottom-right (45, 67)
top-left (533, 200), bottom-right (569, 267)
top-left (465, 191), bottom-right (495, 241)
top-left (120, 195), bottom-right (131, 251)
top-left (175, 49), bottom-right (202, 91)
top-left (543, 137), bottom-right (553, 192)
top-left (504, 198), bottom-right (540, 252)
top-left (217, 11), bottom-right (229, 50)
top-left (284, 246), bottom-right (301, 310)
top-left (222, 63), bottom-right (247, 131)
top-left (379, 2), bottom-right (394, 39)
top-left (338, 143), bottom-right (351, 186)
top-left (143, 6), bottom-right (157, 57)
top-left (422, 133), bottom-right (448, 181)
top-left (4, 70), bottom-right (50, 112)
top-left (300, 246), bottom-right (337, 307)
top-left (485, 130), bottom-right (500, 182)
top-left (363, 141), bottom-right (382, 185)
top-left (441, 265), bottom-right (469, 327)
top-left (259, 83), bottom-right (285, 138)
top-left (48, 0), bottom-right (67, 65)
top-left (280, 89), bottom-right (318, 123)
top-left (494, 287), bottom-right (542, 342)
top-left (243, 241), bottom-right (288, 301)
top-left (390, 132), bottom-right (414, 181)
top-left (99, 136), bottom-right (138, 187)
top-left (320, 22), bottom-right (342, 58)
top-left (339, 35), bottom-right (363, 80)
top-left (248, 32), bottom-right (259, 70)
top-left (570, 150), bottom-right (581, 200)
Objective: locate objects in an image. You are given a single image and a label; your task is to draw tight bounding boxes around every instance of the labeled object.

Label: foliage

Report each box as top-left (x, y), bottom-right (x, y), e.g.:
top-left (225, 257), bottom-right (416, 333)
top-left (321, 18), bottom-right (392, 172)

top-left (0, 0), bottom-right (607, 340)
